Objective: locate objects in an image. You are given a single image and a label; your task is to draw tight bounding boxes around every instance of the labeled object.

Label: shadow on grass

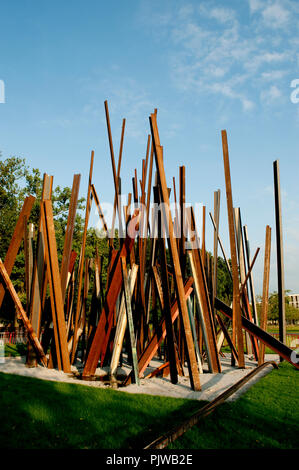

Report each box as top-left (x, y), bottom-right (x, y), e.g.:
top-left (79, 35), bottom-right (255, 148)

top-left (0, 371), bottom-right (202, 449)
top-left (1, 362), bottom-right (298, 449)
top-left (169, 362), bottom-right (299, 449)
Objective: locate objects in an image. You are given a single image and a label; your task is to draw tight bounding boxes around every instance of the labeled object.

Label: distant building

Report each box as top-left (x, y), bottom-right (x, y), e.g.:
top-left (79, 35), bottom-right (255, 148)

top-left (288, 294), bottom-right (299, 309)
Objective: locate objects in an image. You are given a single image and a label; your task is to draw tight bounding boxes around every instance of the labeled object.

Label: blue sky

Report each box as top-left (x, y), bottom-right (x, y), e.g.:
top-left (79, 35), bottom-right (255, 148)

top-left (0, 0), bottom-right (299, 295)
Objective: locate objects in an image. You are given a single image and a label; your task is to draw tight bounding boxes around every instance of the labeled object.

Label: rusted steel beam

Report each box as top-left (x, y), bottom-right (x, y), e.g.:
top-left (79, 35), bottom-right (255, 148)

top-left (273, 160), bottom-right (286, 349)
top-left (24, 221), bottom-right (34, 313)
top-left (244, 225), bottom-right (259, 326)
top-left (104, 101), bottom-right (123, 237)
top-left (27, 175), bottom-right (53, 366)
top-left (110, 264), bottom-right (139, 377)
top-left (111, 118), bottom-right (126, 238)
top-left (201, 205), bottom-right (206, 269)
top-left (29, 175), bottom-right (53, 326)
top-left (144, 361), bottom-right (278, 449)
top-left (124, 277), bottom-right (194, 385)
top-left (187, 206), bottom-right (221, 373)
top-left (121, 257), bottom-right (140, 385)
top-left (179, 165), bottom-right (186, 280)
top-left (145, 361), bottom-right (170, 379)
top-left (60, 174), bottom-right (81, 303)
top-left (209, 212), bottom-right (232, 278)
top-left (215, 297), bottom-right (299, 369)
top-left (82, 211), bottom-right (140, 378)
top-left (258, 225), bottom-right (271, 365)
top-left (221, 130), bottom-right (245, 368)
top-left (212, 190), bottom-right (220, 312)
top-left (149, 112), bottom-right (201, 391)
top-left (215, 312), bottom-right (238, 362)
top-left (42, 200), bottom-right (71, 373)
top-left (0, 195), bottom-right (36, 309)
top-left (71, 151), bottom-right (94, 363)
top-left (240, 247), bottom-right (260, 297)
top-left (0, 258), bottom-right (47, 366)
top-left (235, 207), bottom-right (252, 355)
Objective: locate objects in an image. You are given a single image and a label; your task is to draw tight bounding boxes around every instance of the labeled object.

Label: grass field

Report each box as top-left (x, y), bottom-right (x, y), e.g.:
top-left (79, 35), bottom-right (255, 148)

top-left (0, 361), bottom-right (298, 449)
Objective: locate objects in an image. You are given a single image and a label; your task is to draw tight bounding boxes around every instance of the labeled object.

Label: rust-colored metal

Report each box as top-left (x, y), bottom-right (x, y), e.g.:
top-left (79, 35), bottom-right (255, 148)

top-left (60, 174), bottom-right (81, 302)
top-left (0, 195), bottom-right (36, 309)
top-left (221, 130), bottom-right (245, 368)
top-left (215, 297), bottom-right (299, 369)
top-left (124, 277), bottom-right (194, 385)
top-left (144, 361), bottom-right (278, 449)
top-left (258, 225), bottom-right (271, 365)
top-left (71, 151), bottom-right (94, 363)
top-left (0, 258), bottom-right (47, 366)
top-left (149, 113), bottom-right (201, 391)
top-left (82, 211), bottom-right (140, 378)
top-left (42, 200), bottom-right (71, 373)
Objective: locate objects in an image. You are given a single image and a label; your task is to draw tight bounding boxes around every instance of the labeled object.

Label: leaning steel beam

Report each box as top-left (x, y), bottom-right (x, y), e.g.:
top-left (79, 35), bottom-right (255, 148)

top-left (71, 152), bottom-right (94, 363)
top-left (110, 265), bottom-right (139, 377)
top-left (273, 160), bottom-right (286, 348)
top-left (124, 277), bottom-right (194, 386)
top-left (221, 130), bottom-right (245, 368)
top-left (60, 174), bottom-right (81, 303)
top-left (214, 297), bottom-right (299, 369)
top-left (0, 195), bottom-right (36, 309)
top-left (143, 361), bottom-right (278, 449)
top-left (82, 211), bottom-right (140, 378)
top-left (243, 225), bottom-right (259, 326)
top-left (258, 225), bottom-right (271, 365)
top-left (42, 200), bottom-right (71, 373)
top-left (0, 258), bottom-right (47, 366)
top-left (121, 257), bottom-right (140, 385)
top-left (27, 175), bottom-right (53, 366)
top-left (187, 206), bottom-right (221, 373)
top-left (149, 112), bottom-right (201, 391)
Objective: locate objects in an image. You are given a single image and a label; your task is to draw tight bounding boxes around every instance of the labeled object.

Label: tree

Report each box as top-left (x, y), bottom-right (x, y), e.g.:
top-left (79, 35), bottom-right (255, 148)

top-left (257, 290), bottom-right (299, 325)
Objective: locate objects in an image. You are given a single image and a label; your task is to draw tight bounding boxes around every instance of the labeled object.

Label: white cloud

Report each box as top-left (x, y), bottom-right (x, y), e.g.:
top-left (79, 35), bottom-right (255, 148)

top-left (262, 2), bottom-right (290, 28)
top-left (138, 0), bottom-right (297, 112)
top-left (261, 70), bottom-right (287, 81)
top-left (248, 0), bottom-right (264, 13)
top-left (260, 85), bottom-right (282, 103)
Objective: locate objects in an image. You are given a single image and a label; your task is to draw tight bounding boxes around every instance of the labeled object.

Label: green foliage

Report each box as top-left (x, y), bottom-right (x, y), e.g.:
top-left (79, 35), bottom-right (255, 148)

top-left (257, 290), bottom-right (299, 325)
top-left (216, 256), bottom-right (232, 304)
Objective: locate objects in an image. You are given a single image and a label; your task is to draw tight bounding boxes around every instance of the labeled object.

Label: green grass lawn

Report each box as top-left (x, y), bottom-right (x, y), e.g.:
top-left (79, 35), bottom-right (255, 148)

top-left (0, 361), bottom-right (298, 449)
top-left (169, 362), bottom-right (299, 449)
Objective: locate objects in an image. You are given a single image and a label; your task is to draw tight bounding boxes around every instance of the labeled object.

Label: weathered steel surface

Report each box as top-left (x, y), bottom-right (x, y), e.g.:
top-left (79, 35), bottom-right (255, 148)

top-left (222, 130), bottom-right (245, 368)
top-left (0, 258), bottom-right (47, 366)
top-left (144, 361), bottom-right (278, 450)
top-left (0, 195), bottom-right (36, 309)
top-left (215, 297), bottom-right (299, 369)
top-left (149, 113), bottom-right (201, 391)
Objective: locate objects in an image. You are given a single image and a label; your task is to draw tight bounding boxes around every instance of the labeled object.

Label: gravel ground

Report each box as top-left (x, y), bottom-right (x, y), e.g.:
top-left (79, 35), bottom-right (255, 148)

top-left (0, 353), bottom-right (279, 402)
